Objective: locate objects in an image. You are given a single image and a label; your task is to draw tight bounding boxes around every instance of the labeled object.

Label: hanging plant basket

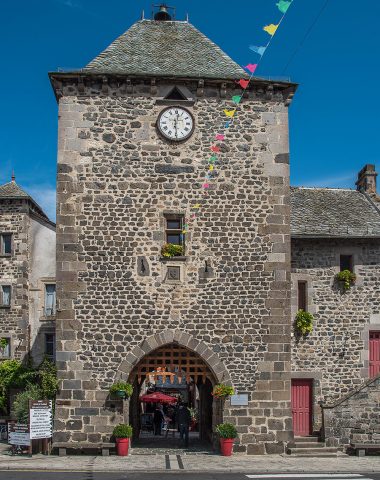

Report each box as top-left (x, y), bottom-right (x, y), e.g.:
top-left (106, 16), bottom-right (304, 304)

top-left (336, 270), bottom-right (356, 291)
top-left (212, 384), bottom-right (235, 399)
top-left (109, 381), bottom-right (133, 399)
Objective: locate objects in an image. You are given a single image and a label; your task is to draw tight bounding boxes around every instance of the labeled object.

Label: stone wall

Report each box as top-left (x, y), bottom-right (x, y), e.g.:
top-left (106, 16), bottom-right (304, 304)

top-left (323, 373), bottom-right (380, 448)
top-left (0, 200), bottom-right (30, 361)
top-left (291, 237), bottom-right (380, 431)
top-left (54, 77), bottom-right (295, 453)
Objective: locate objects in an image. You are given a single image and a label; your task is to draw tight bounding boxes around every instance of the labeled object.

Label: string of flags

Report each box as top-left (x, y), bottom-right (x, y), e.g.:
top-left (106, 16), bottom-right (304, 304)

top-left (181, 0), bottom-right (293, 238)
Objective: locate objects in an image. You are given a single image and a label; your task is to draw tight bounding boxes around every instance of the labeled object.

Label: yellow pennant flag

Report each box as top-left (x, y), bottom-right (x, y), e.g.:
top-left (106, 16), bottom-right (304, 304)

top-left (192, 204), bottom-right (201, 209)
top-left (209, 165), bottom-right (214, 171)
top-left (224, 109), bottom-right (236, 118)
top-left (263, 24), bottom-right (279, 36)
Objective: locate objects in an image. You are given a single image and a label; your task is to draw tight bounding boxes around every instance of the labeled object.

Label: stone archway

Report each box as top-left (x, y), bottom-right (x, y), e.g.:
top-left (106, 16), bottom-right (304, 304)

top-left (116, 329), bottom-right (231, 385)
top-left (115, 330), bottom-right (231, 449)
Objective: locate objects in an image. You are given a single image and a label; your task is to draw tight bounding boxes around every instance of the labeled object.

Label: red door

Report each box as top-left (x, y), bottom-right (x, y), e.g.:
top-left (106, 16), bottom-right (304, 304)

top-left (369, 331), bottom-right (380, 377)
top-left (291, 379), bottom-right (312, 436)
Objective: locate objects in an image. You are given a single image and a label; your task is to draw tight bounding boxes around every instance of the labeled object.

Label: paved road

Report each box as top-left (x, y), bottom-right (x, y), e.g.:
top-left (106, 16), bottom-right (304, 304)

top-left (1, 472), bottom-right (380, 480)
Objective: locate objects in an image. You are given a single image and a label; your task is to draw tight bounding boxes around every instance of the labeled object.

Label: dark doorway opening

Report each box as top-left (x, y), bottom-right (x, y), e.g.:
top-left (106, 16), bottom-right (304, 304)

top-left (128, 343), bottom-right (218, 453)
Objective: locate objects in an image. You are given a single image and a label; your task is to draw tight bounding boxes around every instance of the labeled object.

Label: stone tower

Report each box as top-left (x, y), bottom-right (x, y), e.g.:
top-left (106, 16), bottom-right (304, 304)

top-left (50, 8), bottom-right (297, 454)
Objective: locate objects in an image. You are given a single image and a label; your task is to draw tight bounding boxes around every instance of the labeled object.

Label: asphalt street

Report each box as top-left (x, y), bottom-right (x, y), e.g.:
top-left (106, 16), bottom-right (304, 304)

top-left (1, 472), bottom-right (380, 480)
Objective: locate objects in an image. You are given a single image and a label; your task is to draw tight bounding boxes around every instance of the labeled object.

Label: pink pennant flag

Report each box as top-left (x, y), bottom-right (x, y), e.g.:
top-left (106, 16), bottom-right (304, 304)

top-left (237, 79), bottom-right (250, 89)
top-left (202, 183), bottom-right (210, 189)
top-left (211, 145), bottom-right (220, 153)
top-left (191, 214), bottom-right (196, 219)
top-left (244, 64), bottom-right (258, 74)
top-left (215, 134), bottom-right (225, 141)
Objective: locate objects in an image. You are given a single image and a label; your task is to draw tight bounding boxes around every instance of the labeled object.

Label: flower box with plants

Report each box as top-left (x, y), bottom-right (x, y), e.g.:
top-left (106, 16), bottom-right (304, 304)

top-left (0, 338), bottom-right (8, 355)
top-left (161, 243), bottom-right (184, 259)
top-left (212, 384), bottom-right (235, 399)
top-left (215, 422), bottom-right (237, 456)
top-left (113, 424), bottom-right (133, 456)
top-left (295, 309), bottom-right (314, 336)
top-left (109, 381), bottom-right (133, 399)
top-left (336, 269), bottom-right (356, 291)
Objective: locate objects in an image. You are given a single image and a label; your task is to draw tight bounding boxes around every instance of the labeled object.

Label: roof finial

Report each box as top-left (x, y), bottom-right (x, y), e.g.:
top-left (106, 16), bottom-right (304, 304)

top-left (11, 170), bottom-right (15, 182)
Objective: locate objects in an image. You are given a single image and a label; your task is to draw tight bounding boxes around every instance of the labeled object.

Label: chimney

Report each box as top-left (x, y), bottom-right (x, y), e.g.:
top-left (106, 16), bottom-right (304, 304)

top-left (356, 164), bottom-right (377, 194)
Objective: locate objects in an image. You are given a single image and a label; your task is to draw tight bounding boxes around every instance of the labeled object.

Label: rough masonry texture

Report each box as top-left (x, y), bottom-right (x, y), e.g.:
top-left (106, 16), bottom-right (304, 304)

top-left (51, 69), bottom-right (296, 453)
top-left (323, 373), bottom-right (380, 448)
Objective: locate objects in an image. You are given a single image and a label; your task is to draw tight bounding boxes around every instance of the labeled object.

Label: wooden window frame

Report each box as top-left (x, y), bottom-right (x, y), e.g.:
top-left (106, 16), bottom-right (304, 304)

top-left (1, 285), bottom-right (11, 308)
top-left (297, 281), bottom-right (307, 311)
top-left (44, 333), bottom-right (56, 361)
top-left (340, 254), bottom-right (353, 272)
top-left (0, 337), bottom-right (11, 358)
top-left (164, 214), bottom-right (185, 248)
top-left (44, 283), bottom-right (56, 317)
top-left (0, 234), bottom-right (12, 256)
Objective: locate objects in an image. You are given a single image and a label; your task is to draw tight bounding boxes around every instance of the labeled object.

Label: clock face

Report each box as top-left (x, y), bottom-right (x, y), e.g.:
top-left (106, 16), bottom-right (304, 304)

top-left (157, 107), bottom-right (194, 142)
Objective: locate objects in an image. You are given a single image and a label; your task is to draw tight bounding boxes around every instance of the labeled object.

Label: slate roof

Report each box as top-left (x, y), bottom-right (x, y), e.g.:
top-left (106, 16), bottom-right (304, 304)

top-left (0, 181), bottom-right (49, 221)
top-left (291, 187), bottom-right (380, 238)
top-left (83, 20), bottom-right (247, 79)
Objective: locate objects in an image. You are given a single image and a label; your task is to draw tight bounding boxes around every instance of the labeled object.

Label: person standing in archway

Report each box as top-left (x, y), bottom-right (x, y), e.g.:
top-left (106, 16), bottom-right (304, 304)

top-left (153, 403), bottom-right (164, 436)
top-left (177, 402), bottom-right (191, 447)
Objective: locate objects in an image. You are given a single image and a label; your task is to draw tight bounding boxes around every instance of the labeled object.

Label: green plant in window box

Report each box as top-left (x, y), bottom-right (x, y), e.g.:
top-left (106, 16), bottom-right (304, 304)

top-left (336, 269), bottom-right (356, 291)
top-left (109, 381), bottom-right (133, 399)
top-left (161, 243), bottom-right (184, 258)
top-left (295, 309), bottom-right (314, 336)
top-left (212, 384), bottom-right (235, 398)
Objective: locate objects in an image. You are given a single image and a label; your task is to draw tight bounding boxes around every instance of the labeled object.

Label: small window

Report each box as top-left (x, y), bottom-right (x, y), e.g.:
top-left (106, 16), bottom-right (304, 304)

top-left (340, 255), bottom-right (353, 272)
top-left (298, 281), bottom-right (307, 311)
top-left (0, 338), bottom-right (10, 358)
top-left (165, 215), bottom-right (184, 246)
top-left (0, 234), bottom-right (12, 255)
top-left (45, 334), bottom-right (55, 361)
top-left (1, 286), bottom-right (11, 307)
top-left (45, 284), bottom-right (56, 316)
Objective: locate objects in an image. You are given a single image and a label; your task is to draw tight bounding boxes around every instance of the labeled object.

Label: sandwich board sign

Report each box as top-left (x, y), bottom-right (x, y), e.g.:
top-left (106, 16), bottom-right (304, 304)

top-left (8, 423), bottom-right (30, 446)
top-left (30, 400), bottom-right (53, 440)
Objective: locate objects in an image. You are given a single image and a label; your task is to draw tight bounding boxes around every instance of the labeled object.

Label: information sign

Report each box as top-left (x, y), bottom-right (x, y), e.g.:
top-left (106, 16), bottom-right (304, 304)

top-left (8, 423), bottom-right (30, 446)
top-left (230, 394), bottom-right (249, 406)
top-left (30, 400), bottom-right (53, 440)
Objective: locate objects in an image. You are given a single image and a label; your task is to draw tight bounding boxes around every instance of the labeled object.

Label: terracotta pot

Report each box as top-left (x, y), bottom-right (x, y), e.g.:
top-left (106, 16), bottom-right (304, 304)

top-left (116, 437), bottom-right (130, 456)
top-left (220, 437), bottom-right (234, 456)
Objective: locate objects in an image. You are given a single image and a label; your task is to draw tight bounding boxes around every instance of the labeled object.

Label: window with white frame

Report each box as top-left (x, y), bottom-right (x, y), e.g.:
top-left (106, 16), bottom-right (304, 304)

top-left (44, 333), bottom-right (55, 361)
top-left (1, 286), bottom-right (11, 307)
top-left (0, 338), bottom-right (10, 358)
top-left (0, 234), bottom-right (12, 255)
top-left (44, 284), bottom-right (56, 316)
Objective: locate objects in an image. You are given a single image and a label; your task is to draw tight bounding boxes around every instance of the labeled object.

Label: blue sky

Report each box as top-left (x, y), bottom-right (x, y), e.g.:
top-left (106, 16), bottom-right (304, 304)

top-left (1, 0), bottom-right (379, 220)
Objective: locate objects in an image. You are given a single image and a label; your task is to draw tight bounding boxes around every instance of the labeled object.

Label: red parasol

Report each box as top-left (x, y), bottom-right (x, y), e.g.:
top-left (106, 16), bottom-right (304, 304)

top-left (140, 392), bottom-right (178, 404)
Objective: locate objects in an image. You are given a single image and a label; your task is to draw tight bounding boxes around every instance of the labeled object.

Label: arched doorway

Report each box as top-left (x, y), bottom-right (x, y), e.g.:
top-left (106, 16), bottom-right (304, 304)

top-left (128, 343), bottom-right (218, 451)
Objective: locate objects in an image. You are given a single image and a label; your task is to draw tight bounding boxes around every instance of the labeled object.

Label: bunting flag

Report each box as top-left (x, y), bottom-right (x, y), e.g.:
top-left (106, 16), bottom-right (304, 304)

top-left (276, 0), bottom-right (292, 13)
top-left (263, 24), bottom-right (279, 36)
top-left (232, 95), bottom-right (242, 104)
top-left (237, 79), bottom-right (250, 89)
top-left (183, 0), bottom-right (293, 237)
top-left (244, 63), bottom-right (258, 73)
top-left (224, 109), bottom-right (236, 118)
top-left (249, 45), bottom-right (266, 56)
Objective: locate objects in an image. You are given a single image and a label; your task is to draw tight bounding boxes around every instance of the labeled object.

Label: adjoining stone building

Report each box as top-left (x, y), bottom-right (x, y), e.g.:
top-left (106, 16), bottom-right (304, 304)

top-left (0, 177), bottom-right (56, 369)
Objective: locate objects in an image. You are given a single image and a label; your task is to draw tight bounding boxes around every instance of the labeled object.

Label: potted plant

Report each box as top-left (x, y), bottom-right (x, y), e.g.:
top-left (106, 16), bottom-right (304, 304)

top-left (113, 424), bottom-right (133, 456)
top-left (215, 422), bottom-right (237, 456)
top-left (109, 381), bottom-right (133, 399)
top-left (212, 384), bottom-right (234, 399)
top-left (161, 243), bottom-right (184, 258)
top-left (0, 338), bottom-right (8, 355)
top-left (294, 309), bottom-right (314, 336)
top-left (336, 269), bottom-right (356, 291)
top-left (188, 407), bottom-right (198, 431)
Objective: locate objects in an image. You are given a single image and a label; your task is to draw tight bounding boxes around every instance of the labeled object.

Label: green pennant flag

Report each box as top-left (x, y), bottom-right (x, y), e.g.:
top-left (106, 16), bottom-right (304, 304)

top-left (232, 95), bottom-right (242, 104)
top-left (276, 0), bottom-right (292, 14)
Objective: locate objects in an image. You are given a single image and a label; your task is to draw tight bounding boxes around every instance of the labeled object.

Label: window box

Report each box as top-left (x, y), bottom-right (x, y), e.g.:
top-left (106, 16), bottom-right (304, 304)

top-left (160, 256), bottom-right (188, 262)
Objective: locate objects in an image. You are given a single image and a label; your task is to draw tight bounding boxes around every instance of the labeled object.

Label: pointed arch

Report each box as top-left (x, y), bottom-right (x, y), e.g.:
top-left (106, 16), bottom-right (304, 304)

top-left (116, 329), bottom-right (231, 385)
